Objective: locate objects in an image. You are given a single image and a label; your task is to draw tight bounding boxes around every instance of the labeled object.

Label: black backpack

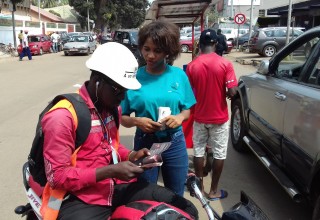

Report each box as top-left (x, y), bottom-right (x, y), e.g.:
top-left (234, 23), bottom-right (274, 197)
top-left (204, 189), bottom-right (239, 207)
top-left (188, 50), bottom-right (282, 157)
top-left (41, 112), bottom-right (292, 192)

top-left (28, 93), bottom-right (91, 187)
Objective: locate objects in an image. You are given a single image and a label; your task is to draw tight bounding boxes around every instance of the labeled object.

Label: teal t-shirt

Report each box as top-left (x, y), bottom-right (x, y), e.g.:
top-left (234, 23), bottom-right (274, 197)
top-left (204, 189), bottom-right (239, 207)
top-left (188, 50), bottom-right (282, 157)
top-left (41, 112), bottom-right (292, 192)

top-left (121, 64), bottom-right (196, 137)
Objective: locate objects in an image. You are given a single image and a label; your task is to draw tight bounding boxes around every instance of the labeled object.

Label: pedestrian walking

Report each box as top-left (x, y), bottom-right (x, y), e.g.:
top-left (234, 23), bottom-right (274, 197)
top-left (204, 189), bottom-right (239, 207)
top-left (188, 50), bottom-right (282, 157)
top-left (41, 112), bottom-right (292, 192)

top-left (18, 30), bottom-right (23, 45)
top-left (19, 30), bottom-right (32, 61)
top-left (216, 29), bottom-right (228, 56)
top-left (120, 20), bottom-right (196, 196)
top-left (186, 29), bottom-right (238, 200)
top-left (51, 31), bottom-right (60, 53)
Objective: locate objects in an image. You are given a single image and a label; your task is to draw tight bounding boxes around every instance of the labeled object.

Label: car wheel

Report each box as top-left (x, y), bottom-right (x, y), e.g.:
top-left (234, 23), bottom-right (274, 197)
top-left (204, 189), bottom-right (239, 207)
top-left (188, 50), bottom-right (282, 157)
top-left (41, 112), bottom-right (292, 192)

top-left (181, 45), bottom-right (189, 53)
top-left (64, 51), bottom-right (68, 56)
top-left (242, 42), bottom-right (248, 48)
top-left (39, 48), bottom-right (43, 55)
top-left (312, 193), bottom-right (320, 220)
top-left (87, 48), bottom-right (90, 55)
top-left (230, 98), bottom-right (248, 152)
top-left (262, 45), bottom-right (276, 57)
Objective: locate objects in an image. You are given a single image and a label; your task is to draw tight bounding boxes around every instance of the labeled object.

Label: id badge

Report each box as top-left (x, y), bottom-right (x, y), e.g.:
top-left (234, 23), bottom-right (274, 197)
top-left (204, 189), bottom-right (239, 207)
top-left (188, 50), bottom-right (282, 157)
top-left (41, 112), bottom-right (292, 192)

top-left (111, 146), bottom-right (118, 164)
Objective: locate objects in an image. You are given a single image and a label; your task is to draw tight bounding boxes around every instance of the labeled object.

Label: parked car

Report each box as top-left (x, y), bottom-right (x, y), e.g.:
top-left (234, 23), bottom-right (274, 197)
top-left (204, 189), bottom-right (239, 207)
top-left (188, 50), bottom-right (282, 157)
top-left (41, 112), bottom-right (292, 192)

top-left (230, 26), bottom-right (320, 220)
top-left (113, 29), bottom-right (146, 67)
top-left (100, 33), bottom-right (112, 44)
top-left (17, 34), bottom-right (52, 55)
top-left (248, 27), bottom-right (304, 57)
top-left (234, 32), bottom-right (251, 49)
top-left (67, 32), bottom-right (83, 38)
top-left (63, 35), bottom-right (96, 56)
top-left (56, 31), bottom-right (70, 51)
top-left (180, 31), bottom-right (201, 40)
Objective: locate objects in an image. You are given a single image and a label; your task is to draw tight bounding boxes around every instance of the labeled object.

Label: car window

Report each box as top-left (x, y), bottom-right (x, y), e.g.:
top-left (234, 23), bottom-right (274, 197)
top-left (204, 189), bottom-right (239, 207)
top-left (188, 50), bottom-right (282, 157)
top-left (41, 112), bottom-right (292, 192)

top-left (222, 29), bottom-right (232, 34)
top-left (114, 32), bottom-right (122, 42)
top-left (276, 37), bottom-right (319, 80)
top-left (308, 58), bottom-right (320, 86)
top-left (274, 29), bottom-right (286, 37)
top-left (130, 32), bottom-right (138, 44)
top-left (264, 30), bottom-right (273, 37)
top-left (73, 36), bottom-right (89, 42)
top-left (29, 36), bottom-right (40, 42)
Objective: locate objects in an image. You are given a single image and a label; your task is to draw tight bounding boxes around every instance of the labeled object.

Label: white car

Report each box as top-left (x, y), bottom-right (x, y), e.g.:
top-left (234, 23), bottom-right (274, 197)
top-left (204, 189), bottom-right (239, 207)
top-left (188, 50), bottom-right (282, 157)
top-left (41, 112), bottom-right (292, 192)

top-left (63, 35), bottom-right (96, 56)
top-left (221, 28), bottom-right (249, 42)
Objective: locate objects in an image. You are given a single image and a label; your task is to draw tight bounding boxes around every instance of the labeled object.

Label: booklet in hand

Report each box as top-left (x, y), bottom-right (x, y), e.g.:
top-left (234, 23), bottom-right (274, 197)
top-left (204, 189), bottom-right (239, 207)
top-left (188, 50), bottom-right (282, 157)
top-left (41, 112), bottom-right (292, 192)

top-left (135, 142), bottom-right (171, 168)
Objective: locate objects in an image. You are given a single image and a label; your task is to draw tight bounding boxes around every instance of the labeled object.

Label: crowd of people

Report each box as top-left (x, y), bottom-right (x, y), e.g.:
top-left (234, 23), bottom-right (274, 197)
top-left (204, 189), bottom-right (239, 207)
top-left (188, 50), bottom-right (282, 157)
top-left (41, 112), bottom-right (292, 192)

top-left (29, 20), bottom-right (237, 220)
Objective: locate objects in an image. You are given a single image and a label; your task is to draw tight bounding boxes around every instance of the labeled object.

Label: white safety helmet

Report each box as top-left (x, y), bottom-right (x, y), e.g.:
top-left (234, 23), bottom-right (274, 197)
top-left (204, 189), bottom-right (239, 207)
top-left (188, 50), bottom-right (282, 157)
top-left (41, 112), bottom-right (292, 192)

top-left (86, 42), bottom-right (141, 90)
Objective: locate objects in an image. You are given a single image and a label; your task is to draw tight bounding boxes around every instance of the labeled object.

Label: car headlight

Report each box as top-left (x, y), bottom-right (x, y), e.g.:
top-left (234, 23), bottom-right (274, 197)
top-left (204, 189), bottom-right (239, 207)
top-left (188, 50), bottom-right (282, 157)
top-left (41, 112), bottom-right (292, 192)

top-left (32, 45), bottom-right (38, 48)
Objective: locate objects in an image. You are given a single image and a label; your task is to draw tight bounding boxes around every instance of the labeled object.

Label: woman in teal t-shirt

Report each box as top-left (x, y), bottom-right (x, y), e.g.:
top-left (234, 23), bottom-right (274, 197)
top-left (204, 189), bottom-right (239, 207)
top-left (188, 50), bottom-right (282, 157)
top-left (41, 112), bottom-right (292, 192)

top-left (121, 20), bottom-right (196, 196)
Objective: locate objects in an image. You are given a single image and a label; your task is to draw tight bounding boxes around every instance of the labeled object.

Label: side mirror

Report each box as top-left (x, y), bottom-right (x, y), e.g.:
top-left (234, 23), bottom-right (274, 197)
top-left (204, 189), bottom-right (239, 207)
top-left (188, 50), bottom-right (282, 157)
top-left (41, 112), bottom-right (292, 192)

top-left (257, 60), bottom-right (270, 75)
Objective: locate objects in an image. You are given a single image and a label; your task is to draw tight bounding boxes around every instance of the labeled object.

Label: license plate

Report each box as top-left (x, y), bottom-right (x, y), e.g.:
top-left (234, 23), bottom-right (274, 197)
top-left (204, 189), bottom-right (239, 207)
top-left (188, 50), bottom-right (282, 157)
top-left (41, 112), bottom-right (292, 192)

top-left (70, 49), bottom-right (78, 51)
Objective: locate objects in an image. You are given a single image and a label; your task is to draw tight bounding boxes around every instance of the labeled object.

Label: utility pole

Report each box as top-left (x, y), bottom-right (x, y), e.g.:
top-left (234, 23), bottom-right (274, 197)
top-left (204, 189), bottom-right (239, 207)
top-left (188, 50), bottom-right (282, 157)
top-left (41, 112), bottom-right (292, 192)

top-left (87, 0), bottom-right (90, 32)
top-left (10, 3), bottom-right (17, 48)
top-left (38, 0), bottom-right (41, 21)
top-left (286, 0), bottom-right (293, 44)
top-left (248, 0), bottom-right (254, 40)
top-left (231, 0), bottom-right (234, 18)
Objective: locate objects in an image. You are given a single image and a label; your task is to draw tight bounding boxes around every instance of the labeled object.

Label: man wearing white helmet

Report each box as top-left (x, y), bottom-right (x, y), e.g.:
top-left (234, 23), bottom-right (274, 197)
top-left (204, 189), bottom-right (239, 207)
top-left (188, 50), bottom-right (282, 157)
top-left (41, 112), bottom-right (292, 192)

top-left (40, 42), bottom-right (198, 220)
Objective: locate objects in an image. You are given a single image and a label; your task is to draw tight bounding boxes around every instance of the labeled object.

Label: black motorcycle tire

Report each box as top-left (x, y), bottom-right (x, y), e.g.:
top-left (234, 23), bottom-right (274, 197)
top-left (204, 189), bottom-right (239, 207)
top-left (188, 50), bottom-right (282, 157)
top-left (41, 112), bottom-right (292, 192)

top-left (26, 210), bottom-right (38, 220)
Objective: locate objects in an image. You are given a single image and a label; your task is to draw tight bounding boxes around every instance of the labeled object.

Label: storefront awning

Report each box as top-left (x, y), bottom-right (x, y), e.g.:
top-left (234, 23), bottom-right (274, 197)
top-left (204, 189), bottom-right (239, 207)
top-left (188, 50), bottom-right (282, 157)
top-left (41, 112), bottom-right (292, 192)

top-left (145, 0), bottom-right (212, 26)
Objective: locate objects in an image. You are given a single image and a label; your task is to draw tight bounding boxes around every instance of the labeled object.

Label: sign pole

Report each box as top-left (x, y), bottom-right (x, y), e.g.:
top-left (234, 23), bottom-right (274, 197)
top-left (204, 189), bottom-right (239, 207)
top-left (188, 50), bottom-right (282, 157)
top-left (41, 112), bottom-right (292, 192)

top-left (237, 24), bottom-right (240, 51)
top-left (248, 0), bottom-right (254, 44)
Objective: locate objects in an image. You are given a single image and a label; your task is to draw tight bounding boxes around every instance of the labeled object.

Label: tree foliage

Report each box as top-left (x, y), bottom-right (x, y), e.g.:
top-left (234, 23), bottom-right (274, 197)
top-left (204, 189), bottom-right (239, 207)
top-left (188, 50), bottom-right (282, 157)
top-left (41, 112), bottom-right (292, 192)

top-left (68, 0), bottom-right (149, 32)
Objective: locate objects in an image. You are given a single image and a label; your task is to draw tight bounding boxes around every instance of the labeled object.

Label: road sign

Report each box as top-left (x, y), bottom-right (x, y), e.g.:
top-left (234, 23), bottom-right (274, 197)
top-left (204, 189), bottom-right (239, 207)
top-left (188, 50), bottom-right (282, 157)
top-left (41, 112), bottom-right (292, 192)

top-left (234, 13), bottom-right (246, 25)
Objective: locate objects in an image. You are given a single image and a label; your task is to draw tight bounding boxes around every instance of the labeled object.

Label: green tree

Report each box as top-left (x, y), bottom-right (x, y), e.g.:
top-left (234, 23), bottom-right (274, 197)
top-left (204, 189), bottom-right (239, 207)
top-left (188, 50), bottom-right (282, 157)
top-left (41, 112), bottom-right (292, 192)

top-left (69, 0), bottom-right (149, 31)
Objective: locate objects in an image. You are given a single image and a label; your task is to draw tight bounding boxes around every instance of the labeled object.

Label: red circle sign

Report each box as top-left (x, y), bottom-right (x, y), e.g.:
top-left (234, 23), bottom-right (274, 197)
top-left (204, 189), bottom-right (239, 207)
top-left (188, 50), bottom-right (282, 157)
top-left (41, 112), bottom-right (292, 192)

top-left (234, 13), bottom-right (246, 25)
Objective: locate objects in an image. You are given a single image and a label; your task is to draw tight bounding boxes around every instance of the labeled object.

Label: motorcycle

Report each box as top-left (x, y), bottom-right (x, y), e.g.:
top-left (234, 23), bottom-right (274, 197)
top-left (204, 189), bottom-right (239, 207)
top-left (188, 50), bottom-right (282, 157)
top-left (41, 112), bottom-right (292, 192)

top-left (15, 162), bottom-right (269, 220)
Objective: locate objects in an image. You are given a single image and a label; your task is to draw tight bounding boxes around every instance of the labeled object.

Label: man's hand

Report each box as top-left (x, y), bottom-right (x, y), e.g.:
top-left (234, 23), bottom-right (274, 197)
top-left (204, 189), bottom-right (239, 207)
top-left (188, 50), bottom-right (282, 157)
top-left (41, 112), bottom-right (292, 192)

top-left (96, 161), bottom-right (144, 182)
top-left (137, 117), bottom-right (162, 133)
top-left (129, 148), bottom-right (150, 162)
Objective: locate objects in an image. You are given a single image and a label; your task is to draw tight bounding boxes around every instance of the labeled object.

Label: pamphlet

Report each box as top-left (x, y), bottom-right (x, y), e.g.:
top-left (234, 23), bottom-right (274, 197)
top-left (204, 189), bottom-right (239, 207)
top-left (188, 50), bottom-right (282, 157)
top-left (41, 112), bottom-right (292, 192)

top-left (135, 142), bottom-right (171, 168)
top-left (158, 107), bottom-right (171, 130)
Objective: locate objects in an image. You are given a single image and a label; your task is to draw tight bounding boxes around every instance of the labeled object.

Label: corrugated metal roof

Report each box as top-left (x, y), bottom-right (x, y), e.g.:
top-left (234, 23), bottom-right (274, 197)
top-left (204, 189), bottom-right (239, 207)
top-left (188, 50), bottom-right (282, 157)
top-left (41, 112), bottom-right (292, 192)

top-left (146, 0), bottom-right (212, 25)
top-left (30, 5), bottom-right (64, 22)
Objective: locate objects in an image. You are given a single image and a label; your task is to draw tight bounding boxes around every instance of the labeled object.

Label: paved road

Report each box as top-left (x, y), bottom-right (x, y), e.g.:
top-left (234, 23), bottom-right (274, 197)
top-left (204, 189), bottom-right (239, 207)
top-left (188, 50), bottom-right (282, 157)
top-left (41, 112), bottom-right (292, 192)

top-left (0, 51), bottom-right (311, 219)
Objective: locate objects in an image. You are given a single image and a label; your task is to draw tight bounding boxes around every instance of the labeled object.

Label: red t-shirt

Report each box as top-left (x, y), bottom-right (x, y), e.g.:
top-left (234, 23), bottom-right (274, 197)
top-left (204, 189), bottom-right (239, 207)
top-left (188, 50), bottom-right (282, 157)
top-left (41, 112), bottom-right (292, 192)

top-left (186, 52), bottom-right (237, 124)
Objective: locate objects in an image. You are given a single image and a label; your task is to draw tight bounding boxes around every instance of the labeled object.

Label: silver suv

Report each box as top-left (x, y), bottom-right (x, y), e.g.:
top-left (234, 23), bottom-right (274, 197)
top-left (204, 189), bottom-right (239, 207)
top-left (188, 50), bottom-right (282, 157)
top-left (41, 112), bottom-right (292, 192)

top-left (231, 26), bottom-right (320, 219)
top-left (248, 27), bottom-right (304, 57)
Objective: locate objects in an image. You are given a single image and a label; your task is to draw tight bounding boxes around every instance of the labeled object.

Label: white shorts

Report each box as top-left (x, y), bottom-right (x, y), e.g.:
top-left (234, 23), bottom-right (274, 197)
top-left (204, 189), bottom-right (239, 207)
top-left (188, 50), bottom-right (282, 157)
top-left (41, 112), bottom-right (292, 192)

top-left (193, 121), bottom-right (229, 159)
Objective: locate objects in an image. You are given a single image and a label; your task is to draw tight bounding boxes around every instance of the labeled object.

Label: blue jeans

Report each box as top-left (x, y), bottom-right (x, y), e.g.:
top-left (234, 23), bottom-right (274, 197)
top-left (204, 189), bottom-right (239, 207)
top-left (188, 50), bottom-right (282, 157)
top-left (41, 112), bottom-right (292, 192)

top-left (19, 47), bottom-right (32, 60)
top-left (134, 130), bottom-right (188, 196)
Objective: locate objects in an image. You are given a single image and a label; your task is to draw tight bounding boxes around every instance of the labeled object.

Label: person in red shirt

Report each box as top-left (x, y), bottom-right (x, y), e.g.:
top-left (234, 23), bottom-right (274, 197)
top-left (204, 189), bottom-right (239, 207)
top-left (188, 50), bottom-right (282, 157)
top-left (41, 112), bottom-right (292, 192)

top-left (42, 42), bottom-right (198, 219)
top-left (186, 29), bottom-right (237, 201)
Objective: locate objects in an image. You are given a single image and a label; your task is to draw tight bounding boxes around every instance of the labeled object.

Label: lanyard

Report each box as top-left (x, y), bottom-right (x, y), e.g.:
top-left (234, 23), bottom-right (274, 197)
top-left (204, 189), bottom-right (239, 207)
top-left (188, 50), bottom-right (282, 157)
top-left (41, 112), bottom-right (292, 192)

top-left (95, 109), bottom-right (119, 164)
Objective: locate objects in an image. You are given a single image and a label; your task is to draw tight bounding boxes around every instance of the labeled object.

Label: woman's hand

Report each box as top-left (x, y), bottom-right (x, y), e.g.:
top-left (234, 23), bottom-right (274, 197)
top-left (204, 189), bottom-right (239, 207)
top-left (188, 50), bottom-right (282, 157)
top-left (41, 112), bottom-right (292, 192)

top-left (137, 117), bottom-right (162, 133)
top-left (160, 114), bottom-right (184, 129)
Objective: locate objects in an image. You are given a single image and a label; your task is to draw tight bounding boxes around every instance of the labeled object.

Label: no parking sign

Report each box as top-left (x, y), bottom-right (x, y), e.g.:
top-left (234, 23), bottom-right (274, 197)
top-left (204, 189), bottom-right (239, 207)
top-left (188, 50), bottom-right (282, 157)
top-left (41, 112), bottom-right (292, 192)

top-left (234, 13), bottom-right (246, 25)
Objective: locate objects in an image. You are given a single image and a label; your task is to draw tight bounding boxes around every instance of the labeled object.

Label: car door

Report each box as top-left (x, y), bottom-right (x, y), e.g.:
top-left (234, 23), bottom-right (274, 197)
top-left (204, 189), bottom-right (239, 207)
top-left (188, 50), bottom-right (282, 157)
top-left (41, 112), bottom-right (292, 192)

top-left (247, 69), bottom-right (287, 161)
top-left (43, 36), bottom-right (50, 51)
top-left (281, 37), bottom-right (320, 187)
top-left (273, 29), bottom-right (287, 50)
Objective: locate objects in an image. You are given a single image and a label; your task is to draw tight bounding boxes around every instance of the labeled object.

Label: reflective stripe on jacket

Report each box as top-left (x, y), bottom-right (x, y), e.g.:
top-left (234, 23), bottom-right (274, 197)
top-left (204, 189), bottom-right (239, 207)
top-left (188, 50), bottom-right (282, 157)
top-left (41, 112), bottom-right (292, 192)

top-left (40, 99), bottom-right (79, 220)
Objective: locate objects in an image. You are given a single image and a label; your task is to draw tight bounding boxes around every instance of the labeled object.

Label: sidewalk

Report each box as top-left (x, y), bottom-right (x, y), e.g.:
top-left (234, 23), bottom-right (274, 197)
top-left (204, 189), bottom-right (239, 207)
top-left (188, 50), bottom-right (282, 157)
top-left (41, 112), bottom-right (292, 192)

top-left (0, 51), bottom-right (15, 63)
